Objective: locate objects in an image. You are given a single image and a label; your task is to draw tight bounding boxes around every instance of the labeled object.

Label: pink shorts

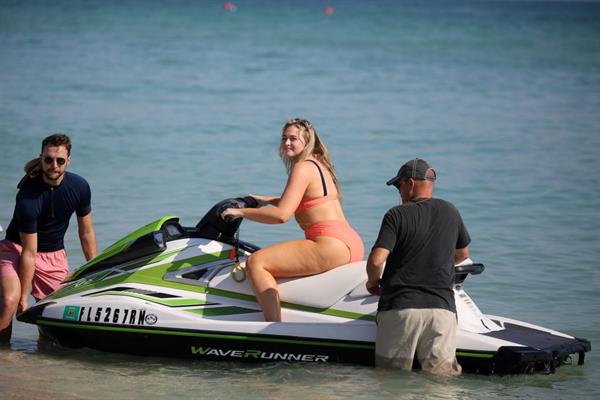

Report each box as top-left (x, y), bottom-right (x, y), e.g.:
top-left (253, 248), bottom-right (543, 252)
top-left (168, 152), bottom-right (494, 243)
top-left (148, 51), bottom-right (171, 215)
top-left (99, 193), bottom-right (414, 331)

top-left (0, 240), bottom-right (69, 300)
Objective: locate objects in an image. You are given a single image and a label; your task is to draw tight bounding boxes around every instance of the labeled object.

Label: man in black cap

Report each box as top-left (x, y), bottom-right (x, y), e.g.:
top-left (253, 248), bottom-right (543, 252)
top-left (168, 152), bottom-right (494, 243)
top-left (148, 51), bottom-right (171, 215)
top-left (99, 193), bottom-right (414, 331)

top-left (366, 158), bottom-right (471, 375)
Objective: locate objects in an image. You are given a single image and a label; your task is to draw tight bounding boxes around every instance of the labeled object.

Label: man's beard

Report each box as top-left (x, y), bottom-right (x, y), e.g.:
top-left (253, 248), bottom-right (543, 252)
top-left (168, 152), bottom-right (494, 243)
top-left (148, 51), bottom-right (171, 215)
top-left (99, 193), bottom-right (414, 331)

top-left (43, 169), bottom-right (64, 184)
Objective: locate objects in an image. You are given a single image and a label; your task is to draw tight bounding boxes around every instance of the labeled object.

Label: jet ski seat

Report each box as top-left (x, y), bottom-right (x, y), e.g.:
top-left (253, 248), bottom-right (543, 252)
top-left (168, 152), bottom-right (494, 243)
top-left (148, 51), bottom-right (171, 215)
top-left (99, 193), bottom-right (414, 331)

top-left (277, 261), bottom-right (367, 309)
top-left (209, 260), bottom-right (367, 310)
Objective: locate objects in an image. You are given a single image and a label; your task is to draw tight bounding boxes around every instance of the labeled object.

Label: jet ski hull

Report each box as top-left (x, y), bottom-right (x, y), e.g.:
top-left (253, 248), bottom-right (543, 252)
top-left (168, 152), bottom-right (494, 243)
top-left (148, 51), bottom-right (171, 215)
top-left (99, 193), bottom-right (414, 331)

top-left (32, 319), bottom-right (374, 365)
top-left (22, 306), bottom-right (590, 374)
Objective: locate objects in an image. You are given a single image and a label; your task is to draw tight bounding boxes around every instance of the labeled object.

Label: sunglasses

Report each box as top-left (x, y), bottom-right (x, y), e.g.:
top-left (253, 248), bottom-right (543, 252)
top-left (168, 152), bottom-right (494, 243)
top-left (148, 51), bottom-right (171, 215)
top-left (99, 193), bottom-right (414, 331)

top-left (43, 156), bottom-right (67, 166)
top-left (288, 118), bottom-right (313, 130)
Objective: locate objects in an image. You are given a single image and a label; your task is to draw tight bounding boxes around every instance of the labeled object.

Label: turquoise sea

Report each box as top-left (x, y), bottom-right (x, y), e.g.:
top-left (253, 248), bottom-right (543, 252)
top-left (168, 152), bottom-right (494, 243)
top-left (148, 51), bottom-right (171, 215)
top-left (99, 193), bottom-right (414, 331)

top-left (1, 1), bottom-right (599, 398)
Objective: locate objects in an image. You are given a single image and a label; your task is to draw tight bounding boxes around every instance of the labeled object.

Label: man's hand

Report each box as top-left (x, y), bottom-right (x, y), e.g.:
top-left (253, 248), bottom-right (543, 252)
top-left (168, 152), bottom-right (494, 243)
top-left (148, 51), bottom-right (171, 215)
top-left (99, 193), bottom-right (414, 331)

top-left (366, 279), bottom-right (381, 296)
top-left (366, 247), bottom-right (389, 297)
top-left (17, 295), bottom-right (28, 315)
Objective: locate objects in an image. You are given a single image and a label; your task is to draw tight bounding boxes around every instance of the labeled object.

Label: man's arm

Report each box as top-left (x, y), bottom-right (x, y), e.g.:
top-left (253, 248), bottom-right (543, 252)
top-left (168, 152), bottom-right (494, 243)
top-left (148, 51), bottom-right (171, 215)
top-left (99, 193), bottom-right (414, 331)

top-left (454, 246), bottom-right (470, 265)
top-left (17, 232), bottom-right (37, 313)
top-left (77, 213), bottom-right (97, 261)
top-left (366, 247), bottom-right (390, 296)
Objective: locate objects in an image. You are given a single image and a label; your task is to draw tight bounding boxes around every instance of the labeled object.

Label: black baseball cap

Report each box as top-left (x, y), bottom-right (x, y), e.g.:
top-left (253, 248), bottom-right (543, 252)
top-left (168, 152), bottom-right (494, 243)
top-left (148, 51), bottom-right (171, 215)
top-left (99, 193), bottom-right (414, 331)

top-left (386, 158), bottom-right (436, 186)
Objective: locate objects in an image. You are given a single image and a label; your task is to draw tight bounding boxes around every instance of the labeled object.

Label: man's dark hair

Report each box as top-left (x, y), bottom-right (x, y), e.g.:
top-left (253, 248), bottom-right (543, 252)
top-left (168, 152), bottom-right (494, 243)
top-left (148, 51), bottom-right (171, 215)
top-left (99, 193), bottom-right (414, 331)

top-left (42, 134), bottom-right (72, 155)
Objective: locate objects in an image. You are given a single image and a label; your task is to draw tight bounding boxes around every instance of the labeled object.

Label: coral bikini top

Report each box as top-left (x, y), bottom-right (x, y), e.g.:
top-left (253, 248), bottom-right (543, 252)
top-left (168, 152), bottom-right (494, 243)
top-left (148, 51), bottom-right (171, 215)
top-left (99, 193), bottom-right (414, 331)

top-left (294, 160), bottom-right (338, 216)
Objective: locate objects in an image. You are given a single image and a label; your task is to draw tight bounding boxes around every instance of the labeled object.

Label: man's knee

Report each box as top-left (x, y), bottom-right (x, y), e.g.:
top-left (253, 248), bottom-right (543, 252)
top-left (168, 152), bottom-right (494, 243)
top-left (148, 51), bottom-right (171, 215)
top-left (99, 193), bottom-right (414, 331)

top-left (0, 282), bottom-right (20, 330)
top-left (0, 283), bottom-right (20, 309)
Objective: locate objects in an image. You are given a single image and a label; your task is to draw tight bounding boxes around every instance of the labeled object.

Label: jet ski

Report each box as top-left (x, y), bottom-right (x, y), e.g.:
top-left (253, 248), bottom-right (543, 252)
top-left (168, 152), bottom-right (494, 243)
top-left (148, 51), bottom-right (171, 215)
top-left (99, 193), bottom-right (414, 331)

top-left (18, 196), bottom-right (591, 374)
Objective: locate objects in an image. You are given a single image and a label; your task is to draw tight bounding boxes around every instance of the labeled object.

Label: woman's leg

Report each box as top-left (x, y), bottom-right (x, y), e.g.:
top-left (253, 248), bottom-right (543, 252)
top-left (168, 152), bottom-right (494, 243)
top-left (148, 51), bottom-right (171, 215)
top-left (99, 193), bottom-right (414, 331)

top-left (246, 237), bottom-right (350, 322)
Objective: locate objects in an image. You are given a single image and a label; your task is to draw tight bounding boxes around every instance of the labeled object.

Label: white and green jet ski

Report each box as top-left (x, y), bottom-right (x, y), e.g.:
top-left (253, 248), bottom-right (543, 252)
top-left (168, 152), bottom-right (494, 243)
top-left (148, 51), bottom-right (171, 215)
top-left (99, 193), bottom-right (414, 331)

top-left (18, 197), bottom-right (591, 374)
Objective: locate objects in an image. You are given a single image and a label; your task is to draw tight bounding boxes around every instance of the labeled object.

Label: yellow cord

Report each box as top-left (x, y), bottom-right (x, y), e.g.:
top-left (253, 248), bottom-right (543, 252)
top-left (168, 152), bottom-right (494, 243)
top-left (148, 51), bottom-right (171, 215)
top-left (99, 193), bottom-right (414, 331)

top-left (231, 261), bottom-right (246, 282)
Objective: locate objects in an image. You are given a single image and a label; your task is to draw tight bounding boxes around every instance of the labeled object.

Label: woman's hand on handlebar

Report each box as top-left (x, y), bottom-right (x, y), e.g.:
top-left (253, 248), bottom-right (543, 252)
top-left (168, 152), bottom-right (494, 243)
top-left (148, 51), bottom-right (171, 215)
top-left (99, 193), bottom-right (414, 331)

top-left (221, 207), bottom-right (243, 221)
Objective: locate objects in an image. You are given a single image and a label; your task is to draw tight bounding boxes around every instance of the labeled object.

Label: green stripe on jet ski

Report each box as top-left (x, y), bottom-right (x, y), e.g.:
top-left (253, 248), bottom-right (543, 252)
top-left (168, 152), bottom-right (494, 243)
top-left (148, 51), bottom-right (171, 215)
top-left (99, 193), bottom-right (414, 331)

top-left (88, 291), bottom-right (213, 307)
top-left (185, 306), bottom-right (259, 316)
top-left (456, 351), bottom-right (494, 359)
top-left (297, 306), bottom-right (374, 321)
top-left (35, 320), bottom-right (374, 350)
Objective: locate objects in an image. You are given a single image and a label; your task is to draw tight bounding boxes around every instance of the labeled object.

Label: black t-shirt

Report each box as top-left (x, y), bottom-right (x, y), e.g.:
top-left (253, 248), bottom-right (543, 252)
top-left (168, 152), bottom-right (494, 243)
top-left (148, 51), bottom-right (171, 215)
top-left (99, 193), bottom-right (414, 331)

top-left (5, 172), bottom-right (92, 252)
top-left (373, 197), bottom-right (470, 313)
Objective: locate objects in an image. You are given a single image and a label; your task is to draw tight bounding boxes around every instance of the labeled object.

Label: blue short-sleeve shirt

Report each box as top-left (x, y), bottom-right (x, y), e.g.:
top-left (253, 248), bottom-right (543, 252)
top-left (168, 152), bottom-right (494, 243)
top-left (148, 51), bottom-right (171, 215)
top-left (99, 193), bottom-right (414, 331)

top-left (5, 172), bottom-right (92, 252)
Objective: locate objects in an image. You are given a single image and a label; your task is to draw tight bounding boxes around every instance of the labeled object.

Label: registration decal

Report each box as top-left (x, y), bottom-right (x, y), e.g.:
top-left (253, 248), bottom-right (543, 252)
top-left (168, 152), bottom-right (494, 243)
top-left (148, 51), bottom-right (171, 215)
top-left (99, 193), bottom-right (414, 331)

top-left (63, 305), bottom-right (81, 321)
top-left (62, 305), bottom-right (157, 326)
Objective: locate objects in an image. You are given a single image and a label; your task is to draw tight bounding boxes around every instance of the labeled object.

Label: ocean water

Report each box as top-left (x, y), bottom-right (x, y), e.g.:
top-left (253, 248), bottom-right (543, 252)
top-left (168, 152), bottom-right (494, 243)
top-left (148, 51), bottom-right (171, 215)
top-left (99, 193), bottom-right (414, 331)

top-left (1, 0), bottom-right (599, 398)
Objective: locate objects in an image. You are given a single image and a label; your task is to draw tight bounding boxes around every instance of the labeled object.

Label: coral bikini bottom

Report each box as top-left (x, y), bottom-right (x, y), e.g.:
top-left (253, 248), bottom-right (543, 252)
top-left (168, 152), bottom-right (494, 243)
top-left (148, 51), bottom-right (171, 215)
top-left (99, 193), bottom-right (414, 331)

top-left (303, 220), bottom-right (364, 262)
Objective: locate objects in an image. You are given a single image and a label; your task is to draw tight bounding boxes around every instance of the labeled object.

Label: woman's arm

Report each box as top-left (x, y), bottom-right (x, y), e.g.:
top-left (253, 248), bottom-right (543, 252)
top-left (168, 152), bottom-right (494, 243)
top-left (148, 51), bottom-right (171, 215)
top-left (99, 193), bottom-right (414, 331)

top-left (248, 194), bottom-right (280, 207)
top-left (223, 163), bottom-right (312, 224)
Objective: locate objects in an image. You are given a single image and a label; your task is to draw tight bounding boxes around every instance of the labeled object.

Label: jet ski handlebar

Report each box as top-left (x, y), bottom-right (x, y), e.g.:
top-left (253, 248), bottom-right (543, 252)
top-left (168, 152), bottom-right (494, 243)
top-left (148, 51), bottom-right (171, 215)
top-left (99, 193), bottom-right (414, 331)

top-left (219, 196), bottom-right (259, 222)
top-left (195, 196), bottom-right (259, 239)
top-left (454, 263), bottom-right (485, 284)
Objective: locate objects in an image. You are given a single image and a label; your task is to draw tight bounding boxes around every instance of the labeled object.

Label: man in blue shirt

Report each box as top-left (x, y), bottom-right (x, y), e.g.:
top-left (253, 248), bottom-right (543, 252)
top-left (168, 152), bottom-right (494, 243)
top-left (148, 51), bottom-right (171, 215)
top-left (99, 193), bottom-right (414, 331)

top-left (0, 134), bottom-right (97, 343)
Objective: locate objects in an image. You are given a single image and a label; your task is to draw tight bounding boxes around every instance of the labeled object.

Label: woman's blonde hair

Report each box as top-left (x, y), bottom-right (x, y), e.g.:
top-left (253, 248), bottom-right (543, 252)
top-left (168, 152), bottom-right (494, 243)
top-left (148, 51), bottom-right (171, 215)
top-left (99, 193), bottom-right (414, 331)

top-left (279, 118), bottom-right (341, 196)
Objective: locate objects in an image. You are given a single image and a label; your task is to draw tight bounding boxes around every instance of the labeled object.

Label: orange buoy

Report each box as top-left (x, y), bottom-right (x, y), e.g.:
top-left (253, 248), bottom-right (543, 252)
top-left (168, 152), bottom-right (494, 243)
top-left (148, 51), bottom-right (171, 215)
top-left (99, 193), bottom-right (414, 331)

top-left (324, 6), bottom-right (334, 15)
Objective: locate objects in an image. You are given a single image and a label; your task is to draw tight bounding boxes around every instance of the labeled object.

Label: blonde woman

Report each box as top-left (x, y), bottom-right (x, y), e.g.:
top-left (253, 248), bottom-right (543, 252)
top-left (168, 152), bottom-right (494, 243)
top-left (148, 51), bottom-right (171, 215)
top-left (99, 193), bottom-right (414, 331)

top-left (222, 118), bottom-right (364, 322)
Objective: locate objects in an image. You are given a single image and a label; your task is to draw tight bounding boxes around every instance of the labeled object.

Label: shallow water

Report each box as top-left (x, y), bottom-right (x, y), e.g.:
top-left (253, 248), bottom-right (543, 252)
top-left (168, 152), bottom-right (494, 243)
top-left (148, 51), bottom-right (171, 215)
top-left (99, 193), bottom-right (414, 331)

top-left (1, 1), bottom-right (599, 398)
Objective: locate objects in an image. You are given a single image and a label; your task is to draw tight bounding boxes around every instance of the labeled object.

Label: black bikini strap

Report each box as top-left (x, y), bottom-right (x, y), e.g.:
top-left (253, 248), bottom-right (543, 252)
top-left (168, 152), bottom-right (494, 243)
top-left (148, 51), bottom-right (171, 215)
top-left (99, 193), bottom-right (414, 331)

top-left (306, 160), bottom-right (328, 196)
